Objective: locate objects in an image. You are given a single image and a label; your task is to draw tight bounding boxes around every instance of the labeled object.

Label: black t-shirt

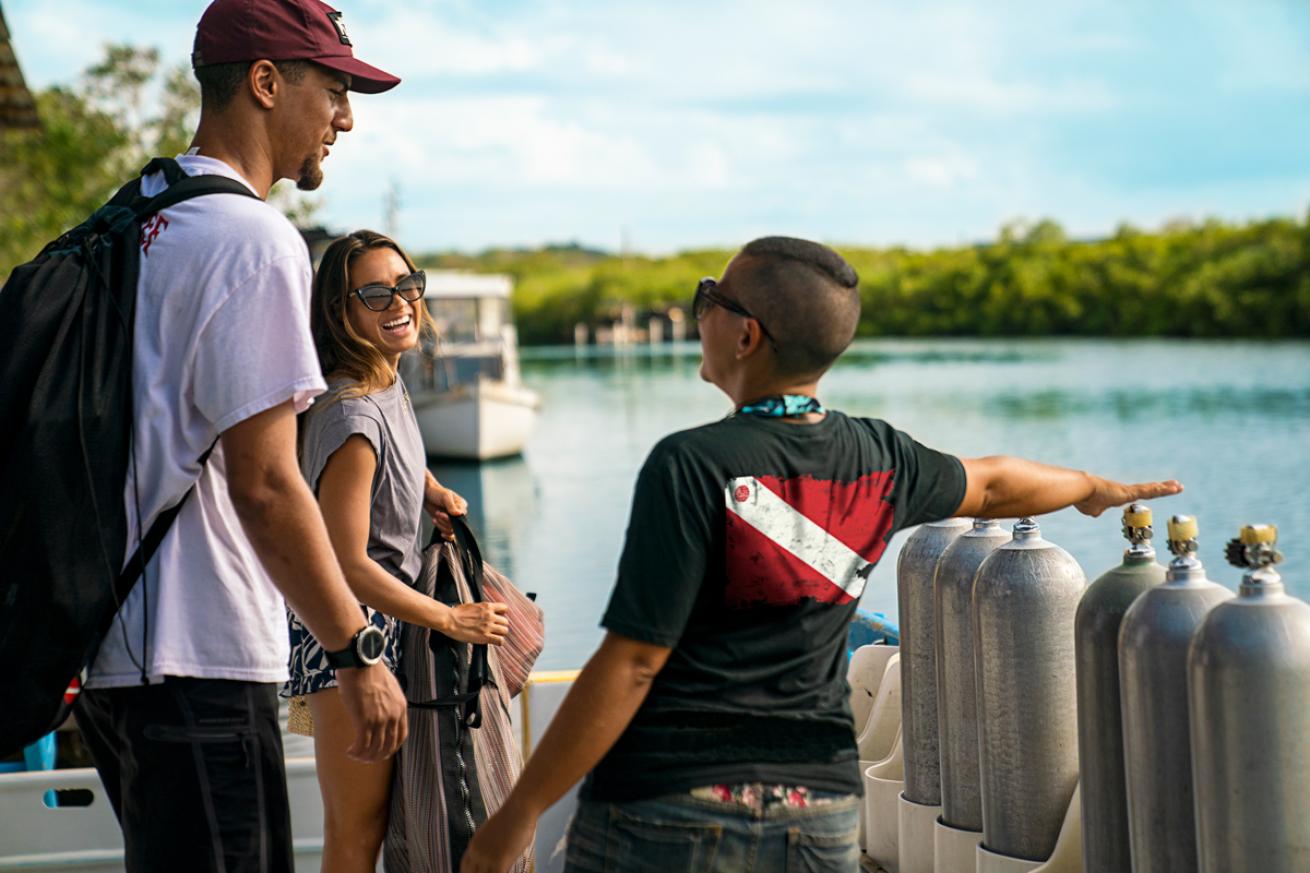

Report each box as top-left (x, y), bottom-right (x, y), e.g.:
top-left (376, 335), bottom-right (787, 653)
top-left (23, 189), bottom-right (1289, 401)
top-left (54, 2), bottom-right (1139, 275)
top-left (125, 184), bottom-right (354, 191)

top-left (583, 410), bottom-right (966, 802)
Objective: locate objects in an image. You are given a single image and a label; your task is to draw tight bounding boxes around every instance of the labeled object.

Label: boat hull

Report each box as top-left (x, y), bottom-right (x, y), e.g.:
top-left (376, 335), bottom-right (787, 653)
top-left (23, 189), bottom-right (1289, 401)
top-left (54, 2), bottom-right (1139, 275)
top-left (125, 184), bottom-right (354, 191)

top-left (412, 380), bottom-right (539, 461)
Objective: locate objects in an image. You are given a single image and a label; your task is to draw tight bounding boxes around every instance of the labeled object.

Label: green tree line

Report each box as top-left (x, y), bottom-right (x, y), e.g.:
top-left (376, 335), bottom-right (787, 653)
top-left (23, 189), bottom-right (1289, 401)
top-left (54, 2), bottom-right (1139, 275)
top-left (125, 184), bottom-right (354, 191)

top-left (6, 47), bottom-right (1307, 344)
top-left (422, 217), bottom-right (1310, 345)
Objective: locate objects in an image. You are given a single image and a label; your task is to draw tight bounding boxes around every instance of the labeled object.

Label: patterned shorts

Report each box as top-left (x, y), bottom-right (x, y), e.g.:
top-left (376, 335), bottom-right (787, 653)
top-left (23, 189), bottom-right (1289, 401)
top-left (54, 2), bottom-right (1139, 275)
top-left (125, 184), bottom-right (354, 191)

top-left (283, 605), bottom-right (401, 698)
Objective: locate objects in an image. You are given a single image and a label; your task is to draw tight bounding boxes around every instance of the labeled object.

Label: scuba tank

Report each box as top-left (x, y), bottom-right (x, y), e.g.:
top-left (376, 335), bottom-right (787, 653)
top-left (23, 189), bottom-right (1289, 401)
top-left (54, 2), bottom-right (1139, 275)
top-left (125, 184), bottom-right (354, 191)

top-left (1074, 504), bottom-right (1166, 873)
top-left (896, 518), bottom-right (970, 806)
top-left (973, 517), bottom-right (1084, 862)
top-left (1118, 514), bottom-right (1231, 873)
top-left (1190, 524), bottom-right (1310, 873)
top-left (934, 518), bottom-right (1010, 831)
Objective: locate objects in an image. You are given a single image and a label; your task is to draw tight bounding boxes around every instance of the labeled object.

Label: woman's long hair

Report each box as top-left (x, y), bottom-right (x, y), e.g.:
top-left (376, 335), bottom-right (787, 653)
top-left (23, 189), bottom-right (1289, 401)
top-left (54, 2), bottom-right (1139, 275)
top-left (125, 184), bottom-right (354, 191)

top-left (310, 229), bottom-right (436, 399)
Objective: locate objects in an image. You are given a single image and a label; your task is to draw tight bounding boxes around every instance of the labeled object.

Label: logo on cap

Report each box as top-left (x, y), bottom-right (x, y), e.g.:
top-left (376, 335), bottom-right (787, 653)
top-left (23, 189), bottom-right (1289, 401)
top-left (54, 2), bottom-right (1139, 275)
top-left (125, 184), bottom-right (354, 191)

top-left (327, 11), bottom-right (352, 46)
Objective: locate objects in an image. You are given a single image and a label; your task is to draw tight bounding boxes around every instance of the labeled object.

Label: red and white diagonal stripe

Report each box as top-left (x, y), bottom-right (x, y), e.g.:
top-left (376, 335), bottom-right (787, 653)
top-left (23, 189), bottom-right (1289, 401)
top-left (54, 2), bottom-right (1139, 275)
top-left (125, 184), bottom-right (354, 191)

top-left (722, 472), bottom-right (895, 608)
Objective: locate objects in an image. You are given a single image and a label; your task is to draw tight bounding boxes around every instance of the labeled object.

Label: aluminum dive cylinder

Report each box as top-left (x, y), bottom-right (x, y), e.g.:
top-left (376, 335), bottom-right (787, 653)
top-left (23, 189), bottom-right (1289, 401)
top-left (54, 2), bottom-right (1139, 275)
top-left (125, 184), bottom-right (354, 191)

top-left (1190, 524), bottom-right (1310, 873)
top-left (973, 517), bottom-right (1085, 862)
top-left (897, 517), bottom-right (971, 806)
top-left (1118, 514), bottom-right (1232, 873)
top-left (934, 518), bottom-right (1010, 831)
top-left (1074, 504), bottom-right (1166, 873)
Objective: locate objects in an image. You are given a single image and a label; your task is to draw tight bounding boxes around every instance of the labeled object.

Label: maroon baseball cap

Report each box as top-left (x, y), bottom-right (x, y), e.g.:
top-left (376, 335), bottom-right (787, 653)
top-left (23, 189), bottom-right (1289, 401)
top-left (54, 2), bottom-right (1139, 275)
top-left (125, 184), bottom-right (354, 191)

top-left (192, 0), bottom-right (400, 94)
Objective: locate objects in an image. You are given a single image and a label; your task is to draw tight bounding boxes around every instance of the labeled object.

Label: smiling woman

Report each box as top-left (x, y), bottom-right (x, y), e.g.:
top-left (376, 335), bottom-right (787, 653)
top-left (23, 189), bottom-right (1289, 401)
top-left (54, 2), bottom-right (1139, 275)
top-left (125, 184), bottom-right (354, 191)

top-left (311, 229), bottom-right (435, 400)
top-left (348, 262), bottom-right (426, 356)
top-left (290, 228), bottom-right (509, 872)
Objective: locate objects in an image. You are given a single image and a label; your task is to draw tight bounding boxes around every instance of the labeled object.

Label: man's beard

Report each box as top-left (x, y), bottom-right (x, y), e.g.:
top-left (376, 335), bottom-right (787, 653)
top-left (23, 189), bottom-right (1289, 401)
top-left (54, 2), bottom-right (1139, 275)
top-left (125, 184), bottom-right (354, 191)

top-left (296, 154), bottom-right (324, 191)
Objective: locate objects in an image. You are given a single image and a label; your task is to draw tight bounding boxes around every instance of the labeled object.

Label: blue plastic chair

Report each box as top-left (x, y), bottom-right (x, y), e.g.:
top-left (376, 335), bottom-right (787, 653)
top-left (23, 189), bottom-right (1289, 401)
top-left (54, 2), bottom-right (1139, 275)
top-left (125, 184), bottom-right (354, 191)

top-left (0, 733), bottom-right (55, 773)
top-left (847, 609), bottom-right (901, 656)
top-left (0, 734), bottom-right (58, 807)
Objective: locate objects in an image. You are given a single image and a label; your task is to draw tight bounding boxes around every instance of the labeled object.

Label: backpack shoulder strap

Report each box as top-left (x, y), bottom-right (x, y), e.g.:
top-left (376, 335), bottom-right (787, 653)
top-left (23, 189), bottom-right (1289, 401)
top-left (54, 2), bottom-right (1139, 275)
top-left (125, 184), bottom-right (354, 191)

top-left (134, 174), bottom-right (259, 217)
top-left (114, 440), bottom-right (218, 603)
top-left (131, 156), bottom-right (261, 219)
top-left (109, 161), bottom-right (262, 597)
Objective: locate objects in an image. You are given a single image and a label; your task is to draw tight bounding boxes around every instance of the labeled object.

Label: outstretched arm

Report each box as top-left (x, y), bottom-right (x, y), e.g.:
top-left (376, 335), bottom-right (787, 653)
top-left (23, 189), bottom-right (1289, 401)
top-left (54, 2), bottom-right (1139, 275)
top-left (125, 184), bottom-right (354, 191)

top-left (460, 632), bottom-right (672, 873)
top-left (956, 455), bottom-right (1182, 519)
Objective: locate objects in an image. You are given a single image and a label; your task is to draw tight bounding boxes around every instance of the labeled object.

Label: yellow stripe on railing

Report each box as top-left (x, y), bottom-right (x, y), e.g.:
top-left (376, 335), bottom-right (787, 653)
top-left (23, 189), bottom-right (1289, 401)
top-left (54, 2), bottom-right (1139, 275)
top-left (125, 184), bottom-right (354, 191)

top-left (518, 670), bottom-right (580, 760)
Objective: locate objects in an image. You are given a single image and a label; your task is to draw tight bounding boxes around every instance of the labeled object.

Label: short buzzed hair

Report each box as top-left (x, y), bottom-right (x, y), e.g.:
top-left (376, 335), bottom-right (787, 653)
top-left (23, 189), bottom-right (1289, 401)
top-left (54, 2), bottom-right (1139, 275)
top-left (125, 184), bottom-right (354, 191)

top-left (734, 236), bottom-right (861, 378)
top-left (194, 60), bottom-right (309, 111)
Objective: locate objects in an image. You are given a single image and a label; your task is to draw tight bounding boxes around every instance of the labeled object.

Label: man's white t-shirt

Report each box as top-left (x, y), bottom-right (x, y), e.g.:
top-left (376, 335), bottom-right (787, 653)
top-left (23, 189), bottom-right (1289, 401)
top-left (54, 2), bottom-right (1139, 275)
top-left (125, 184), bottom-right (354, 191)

top-left (87, 154), bottom-right (327, 688)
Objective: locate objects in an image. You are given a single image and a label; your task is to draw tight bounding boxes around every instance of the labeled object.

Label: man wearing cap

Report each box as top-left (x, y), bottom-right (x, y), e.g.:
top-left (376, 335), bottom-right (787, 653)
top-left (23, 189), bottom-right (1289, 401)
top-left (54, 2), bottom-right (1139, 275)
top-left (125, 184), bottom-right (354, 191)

top-left (73, 2), bottom-right (404, 871)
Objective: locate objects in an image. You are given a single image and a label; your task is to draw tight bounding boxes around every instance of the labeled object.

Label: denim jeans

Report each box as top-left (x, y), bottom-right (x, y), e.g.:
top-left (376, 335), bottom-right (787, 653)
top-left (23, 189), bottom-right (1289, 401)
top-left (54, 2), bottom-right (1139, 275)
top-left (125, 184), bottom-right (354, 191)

top-left (563, 792), bottom-right (860, 873)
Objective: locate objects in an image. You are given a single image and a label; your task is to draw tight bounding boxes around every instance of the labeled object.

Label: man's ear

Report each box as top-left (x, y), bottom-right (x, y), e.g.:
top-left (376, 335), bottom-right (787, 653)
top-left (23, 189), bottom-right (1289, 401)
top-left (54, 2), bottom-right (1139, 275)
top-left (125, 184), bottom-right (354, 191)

top-left (248, 59), bottom-right (279, 110)
top-left (735, 319), bottom-right (768, 361)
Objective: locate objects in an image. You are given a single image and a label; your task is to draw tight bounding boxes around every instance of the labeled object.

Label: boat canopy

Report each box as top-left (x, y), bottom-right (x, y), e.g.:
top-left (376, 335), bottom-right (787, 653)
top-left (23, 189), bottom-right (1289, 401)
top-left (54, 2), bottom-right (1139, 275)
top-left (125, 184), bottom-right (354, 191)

top-left (424, 271), bottom-right (513, 300)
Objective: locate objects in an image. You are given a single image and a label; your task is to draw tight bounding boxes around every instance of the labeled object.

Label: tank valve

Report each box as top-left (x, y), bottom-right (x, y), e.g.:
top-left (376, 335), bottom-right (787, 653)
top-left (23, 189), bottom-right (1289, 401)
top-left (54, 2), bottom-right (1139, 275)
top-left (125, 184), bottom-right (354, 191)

top-left (1166, 514), bottom-right (1200, 561)
top-left (1123, 503), bottom-right (1154, 550)
top-left (1224, 524), bottom-right (1283, 570)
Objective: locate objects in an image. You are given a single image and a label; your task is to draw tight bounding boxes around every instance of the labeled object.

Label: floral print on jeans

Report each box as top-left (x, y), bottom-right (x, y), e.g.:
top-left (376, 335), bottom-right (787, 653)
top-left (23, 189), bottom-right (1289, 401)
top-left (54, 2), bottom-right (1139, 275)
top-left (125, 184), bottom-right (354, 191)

top-left (690, 783), bottom-right (841, 810)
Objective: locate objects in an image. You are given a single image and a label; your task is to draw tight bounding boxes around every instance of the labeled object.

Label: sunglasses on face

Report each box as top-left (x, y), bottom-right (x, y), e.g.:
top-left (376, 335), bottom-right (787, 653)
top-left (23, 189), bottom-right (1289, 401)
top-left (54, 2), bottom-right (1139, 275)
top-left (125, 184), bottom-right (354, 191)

top-left (353, 270), bottom-right (426, 311)
top-left (692, 277), bottom-right (776, 346)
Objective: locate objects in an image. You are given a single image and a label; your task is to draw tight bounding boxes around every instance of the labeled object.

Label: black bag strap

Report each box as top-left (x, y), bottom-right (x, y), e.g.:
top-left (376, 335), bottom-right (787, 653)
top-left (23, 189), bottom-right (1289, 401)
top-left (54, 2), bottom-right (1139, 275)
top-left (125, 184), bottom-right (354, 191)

top-left (411, 517), bottom-right (491, 727)
top-left (140, 157), bottom-right (189, 186)
top-left (449, 515), bottom-right (486, 601)
top-left (113, 440), bottom-right (217, 604)
top-left (132, 157), bottom-right (258, 217)
top-left (449, 516), bottom-right (491, 717)
top-left (109, 158), bottom-right (259, 600)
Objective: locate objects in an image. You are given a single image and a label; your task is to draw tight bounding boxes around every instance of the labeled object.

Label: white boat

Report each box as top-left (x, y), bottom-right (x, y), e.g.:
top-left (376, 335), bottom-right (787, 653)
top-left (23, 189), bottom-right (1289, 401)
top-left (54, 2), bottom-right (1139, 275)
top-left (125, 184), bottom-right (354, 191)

top-left (404, 271), bottom-right (540, 461)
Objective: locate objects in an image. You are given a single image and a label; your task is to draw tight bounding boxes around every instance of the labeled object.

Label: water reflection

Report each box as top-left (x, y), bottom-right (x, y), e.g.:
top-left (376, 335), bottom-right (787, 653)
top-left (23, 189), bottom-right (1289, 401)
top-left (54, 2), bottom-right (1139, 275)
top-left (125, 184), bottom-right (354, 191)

top-left (988, 388), bottom-right (1310, 421)
top-left (521, 340), bottom-right (1044, 370)
top-left (441, 338), bottom-right (1310, 671)
top-left (428, 456), bottom-right (538, 585)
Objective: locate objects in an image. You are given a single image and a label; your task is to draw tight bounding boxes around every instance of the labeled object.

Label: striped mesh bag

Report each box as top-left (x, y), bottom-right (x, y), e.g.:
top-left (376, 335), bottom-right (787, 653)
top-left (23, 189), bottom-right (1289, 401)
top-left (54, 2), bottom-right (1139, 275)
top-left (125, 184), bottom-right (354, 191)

top-left (384, 519), bottom-right (540, 873)
top-left (483, 563), bottom-right (543, 698)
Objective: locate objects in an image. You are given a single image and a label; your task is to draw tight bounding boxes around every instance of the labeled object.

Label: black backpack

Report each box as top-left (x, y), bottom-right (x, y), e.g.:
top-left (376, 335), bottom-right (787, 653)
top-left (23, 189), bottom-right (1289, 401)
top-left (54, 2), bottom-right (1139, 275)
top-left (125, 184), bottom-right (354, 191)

top-left (0, 158), bottom-right (258, 755)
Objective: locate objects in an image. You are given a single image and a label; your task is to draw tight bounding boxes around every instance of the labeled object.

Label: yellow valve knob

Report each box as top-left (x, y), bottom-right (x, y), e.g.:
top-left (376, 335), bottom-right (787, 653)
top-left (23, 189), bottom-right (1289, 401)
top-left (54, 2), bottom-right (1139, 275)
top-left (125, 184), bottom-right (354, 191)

top-left (1124, 505), bottom-right (1153, 528)
top-left (1240, 524), bottom-right (1277, 546)
top-left (1168, 515), bottom-right (1199, 542)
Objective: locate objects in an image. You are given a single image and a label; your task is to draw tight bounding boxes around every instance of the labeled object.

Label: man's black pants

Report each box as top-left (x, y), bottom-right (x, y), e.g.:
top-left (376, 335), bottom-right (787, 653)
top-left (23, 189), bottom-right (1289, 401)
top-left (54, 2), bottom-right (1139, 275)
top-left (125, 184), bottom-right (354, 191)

top-left (76, 678), bottom-right (294, 873)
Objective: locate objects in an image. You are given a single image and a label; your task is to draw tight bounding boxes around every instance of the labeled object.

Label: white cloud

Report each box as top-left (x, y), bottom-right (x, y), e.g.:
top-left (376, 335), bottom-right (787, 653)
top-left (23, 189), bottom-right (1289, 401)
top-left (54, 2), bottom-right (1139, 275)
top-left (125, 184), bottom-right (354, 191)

top-left (347, 11), bottom-right (548, 76)
top-left (904, 75), bottom-right (1117, 115)
top-left (9, 0), bottom-right (196, 87)
top-left (904, 154), bottom-right (979, 189)
top-left (3, 0), bottom-right (1304, 253)
top-left (337, 96), bottom-right (660, 188)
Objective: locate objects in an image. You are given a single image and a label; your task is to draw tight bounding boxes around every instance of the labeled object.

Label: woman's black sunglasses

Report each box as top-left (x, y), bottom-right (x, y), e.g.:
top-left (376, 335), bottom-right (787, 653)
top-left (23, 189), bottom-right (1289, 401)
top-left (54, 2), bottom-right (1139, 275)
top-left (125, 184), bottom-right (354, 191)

top-left (353, 270), bottom-right (427, 311)
top-left (692, 277), bottom-right (776, 346)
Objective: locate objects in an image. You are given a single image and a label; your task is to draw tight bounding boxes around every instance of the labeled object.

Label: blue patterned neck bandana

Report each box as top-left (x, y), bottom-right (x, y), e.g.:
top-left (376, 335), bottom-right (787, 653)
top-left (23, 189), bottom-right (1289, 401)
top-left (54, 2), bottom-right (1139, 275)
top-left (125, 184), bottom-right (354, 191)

top-left (736, 395), bottom-right (824, 418)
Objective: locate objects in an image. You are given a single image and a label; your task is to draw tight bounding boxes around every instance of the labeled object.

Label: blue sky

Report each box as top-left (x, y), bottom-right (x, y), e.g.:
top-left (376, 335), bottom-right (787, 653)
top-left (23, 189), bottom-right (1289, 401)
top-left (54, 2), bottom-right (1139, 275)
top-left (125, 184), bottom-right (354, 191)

top-left (6, 0), bottom-right (1309, 254)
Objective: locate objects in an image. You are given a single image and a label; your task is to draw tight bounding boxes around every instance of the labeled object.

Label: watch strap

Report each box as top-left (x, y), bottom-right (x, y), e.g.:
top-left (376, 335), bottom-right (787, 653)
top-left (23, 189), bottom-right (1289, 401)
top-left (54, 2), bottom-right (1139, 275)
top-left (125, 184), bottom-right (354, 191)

top-left (325, 625), bottom-right (382, 669)
top-left (325, 643), bottom-right (365, 670)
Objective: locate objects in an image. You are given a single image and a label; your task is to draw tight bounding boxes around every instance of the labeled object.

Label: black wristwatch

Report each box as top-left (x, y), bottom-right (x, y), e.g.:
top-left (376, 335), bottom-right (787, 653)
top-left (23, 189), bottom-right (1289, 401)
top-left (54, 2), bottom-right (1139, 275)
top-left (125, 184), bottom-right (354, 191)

top-left (325, 625), bottom-right (386, 669)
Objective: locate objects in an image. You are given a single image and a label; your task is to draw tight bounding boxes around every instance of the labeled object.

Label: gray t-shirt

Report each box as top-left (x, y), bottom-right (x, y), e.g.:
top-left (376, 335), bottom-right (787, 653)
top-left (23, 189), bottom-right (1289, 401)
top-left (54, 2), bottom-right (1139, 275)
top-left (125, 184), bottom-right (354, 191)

top-left (300, 377), bottom-right (426, 587)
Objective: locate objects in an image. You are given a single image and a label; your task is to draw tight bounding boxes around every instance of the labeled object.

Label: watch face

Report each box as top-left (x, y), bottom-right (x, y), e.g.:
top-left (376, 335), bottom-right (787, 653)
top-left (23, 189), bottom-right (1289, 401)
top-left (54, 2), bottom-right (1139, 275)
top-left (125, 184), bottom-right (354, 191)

top-left (357, 626), bottom-right (386, 663)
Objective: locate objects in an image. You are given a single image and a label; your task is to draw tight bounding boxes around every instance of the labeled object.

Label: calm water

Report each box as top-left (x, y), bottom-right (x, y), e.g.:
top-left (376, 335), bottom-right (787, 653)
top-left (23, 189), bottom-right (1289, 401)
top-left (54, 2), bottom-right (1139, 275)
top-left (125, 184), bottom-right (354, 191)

top-left (431, 338), bottom-right (1310, 671)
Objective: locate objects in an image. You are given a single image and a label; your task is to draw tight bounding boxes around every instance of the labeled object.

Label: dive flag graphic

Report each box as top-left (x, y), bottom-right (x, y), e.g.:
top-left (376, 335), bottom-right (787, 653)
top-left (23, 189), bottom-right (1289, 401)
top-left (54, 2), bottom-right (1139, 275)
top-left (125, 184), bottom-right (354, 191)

top-left (723, 472), bottom-right (896, 608)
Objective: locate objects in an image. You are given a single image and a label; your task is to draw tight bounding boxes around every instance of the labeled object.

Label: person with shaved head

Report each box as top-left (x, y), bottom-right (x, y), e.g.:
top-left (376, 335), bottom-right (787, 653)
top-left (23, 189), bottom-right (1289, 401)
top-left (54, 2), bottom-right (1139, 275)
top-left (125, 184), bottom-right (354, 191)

top-left (462, 237), bottom-right (1182, 873)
